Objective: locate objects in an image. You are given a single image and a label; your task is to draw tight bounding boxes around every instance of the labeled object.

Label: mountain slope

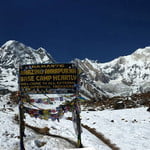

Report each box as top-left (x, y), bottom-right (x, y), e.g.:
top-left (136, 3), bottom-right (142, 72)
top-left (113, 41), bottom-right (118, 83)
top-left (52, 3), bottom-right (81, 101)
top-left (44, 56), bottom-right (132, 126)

top-left (73, 47), bottom-right (150, 99)
top-left (0, 40), bottom-right (55, 91)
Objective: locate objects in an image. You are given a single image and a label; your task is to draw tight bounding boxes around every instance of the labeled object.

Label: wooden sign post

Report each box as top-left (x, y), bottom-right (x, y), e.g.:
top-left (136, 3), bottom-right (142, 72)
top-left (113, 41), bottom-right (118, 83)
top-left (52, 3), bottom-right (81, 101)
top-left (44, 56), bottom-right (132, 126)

top-left (18, 93), bottom-right (25, 150)
top-left (75, 72), bottom-right (83, 148)
top-left (76, 105), bottom-right (82, 148)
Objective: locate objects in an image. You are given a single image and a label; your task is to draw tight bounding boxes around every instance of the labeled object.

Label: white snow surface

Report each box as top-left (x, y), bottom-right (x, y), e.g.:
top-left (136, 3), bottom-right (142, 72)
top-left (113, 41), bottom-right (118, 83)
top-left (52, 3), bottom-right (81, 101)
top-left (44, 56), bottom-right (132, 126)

top-left (0, 94), bottom-right (150, 150)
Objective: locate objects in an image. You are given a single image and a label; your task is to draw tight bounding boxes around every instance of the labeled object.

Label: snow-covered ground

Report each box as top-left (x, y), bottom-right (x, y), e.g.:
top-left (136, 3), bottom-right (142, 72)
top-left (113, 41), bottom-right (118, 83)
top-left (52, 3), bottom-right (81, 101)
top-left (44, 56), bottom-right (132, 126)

top-left (0, 94), bottom-right (150, 150)
top-left (81, 108), bottom-right (150, 150)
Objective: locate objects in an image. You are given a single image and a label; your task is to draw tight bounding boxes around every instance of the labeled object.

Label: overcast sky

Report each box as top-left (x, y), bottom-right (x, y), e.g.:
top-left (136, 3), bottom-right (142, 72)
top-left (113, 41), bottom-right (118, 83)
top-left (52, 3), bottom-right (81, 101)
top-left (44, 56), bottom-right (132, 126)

top-left (0, 0), bottom-right (150, 63)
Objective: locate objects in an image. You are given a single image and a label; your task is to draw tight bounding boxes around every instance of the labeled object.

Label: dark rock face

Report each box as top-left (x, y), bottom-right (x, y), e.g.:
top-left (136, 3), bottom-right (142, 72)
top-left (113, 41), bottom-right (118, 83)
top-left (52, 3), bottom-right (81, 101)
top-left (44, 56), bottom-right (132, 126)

top-left (0, 89), bottom-right (10, 95)
top-left (147, 107), bottom-right (150, 112)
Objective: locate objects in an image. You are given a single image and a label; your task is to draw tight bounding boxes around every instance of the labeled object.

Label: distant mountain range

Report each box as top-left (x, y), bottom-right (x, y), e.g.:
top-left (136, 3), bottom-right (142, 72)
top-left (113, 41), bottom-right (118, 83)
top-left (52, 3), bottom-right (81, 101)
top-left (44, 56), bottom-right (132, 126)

top-left (0, 40), bottom-right (150, 101)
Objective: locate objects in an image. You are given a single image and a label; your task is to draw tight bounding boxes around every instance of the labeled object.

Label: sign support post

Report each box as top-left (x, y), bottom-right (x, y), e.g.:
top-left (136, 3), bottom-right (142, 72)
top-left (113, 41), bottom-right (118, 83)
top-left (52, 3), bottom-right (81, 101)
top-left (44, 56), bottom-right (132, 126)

top-left (76, 106), bottom-right (82, 148)
top-left (75, 71), bottom-right (83, 148)
top-left (19, 98), bottom-right (25, 150)
top-left (18, 65), bottom-right (25, 150)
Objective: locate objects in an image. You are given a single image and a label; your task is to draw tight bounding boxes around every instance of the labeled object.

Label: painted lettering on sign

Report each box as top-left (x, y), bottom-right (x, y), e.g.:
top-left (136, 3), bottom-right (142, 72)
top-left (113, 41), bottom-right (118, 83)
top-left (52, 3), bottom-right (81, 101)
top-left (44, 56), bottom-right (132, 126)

top-left (19, 64), bottom-right (78, 94)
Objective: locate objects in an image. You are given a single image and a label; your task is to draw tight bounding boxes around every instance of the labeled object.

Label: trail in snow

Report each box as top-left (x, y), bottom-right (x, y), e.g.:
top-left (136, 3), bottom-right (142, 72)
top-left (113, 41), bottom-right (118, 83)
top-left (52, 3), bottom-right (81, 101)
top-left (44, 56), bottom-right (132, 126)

top-left (81, 124), bottom-right (119, 150)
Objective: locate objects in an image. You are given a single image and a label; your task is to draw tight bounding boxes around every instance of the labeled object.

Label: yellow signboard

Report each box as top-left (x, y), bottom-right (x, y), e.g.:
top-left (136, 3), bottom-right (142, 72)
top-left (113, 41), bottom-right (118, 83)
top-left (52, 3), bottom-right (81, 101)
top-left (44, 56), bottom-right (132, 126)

top-left (19, 64), bottom-right (78, 94)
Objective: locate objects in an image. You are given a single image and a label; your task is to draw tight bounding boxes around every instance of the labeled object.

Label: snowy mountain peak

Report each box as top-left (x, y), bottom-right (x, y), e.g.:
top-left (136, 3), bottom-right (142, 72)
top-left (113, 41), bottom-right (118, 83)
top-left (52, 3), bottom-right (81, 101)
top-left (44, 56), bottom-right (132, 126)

top-left (1, 40), bottom-right (17, 48)
top-left (0, 40), bottom-right (55, 67)
top-left (1, 40), bottom-right (26, 51)
top-left (133, 46), bottom-right (150, 55)
top-left (131, 47), bottom-right (150, 62)
top-left (0, 40), bottom-right (55, 91)
top-left (37, 47), bottom-right (46, 52)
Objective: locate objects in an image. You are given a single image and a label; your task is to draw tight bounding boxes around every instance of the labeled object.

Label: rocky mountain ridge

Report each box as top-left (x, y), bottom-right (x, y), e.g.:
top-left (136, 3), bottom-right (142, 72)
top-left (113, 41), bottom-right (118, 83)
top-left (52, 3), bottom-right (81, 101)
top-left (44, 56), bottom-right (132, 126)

top-left (73, 47), bottom-right (150, 100)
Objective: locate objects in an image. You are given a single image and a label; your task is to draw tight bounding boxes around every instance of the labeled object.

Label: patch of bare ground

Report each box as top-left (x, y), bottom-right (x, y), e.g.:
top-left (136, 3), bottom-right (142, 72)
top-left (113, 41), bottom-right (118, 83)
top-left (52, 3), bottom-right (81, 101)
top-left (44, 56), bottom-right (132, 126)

top-left (82, 91), bottom-right (150, 110)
